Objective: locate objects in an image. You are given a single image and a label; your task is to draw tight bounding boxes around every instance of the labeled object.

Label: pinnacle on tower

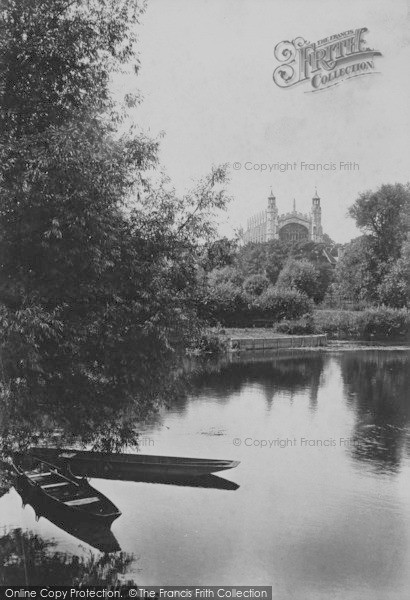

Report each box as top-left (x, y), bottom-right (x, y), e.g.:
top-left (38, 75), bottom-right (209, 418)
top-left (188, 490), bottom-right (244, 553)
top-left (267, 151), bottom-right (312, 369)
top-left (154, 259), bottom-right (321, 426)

top-left (268, 188), bottom-right (276, 211)
top-left (293, 198), bottom-right (296, 212)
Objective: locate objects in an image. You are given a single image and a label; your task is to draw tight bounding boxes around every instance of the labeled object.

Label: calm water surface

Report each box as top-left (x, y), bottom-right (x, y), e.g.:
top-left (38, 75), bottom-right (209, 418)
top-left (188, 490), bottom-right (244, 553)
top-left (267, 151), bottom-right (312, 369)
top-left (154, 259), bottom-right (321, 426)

top-left (1, 348), bottom-right (410, 599)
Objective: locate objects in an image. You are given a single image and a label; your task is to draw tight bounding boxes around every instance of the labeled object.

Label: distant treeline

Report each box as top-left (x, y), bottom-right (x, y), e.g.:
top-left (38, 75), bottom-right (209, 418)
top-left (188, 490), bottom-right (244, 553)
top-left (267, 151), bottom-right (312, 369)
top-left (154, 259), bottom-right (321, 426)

top-left (199, 183), bottom-right (409, 329)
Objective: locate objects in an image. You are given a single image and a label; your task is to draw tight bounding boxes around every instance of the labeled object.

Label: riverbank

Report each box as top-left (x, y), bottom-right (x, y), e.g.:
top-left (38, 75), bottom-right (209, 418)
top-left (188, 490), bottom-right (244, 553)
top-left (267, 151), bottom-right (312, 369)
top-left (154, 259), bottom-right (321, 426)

top-left (228, 333), bottom-right (327, 351)
top-left (220, 307), bottom-right (409, 342)
top-left (193, 307), bottom-right (409, 355)
top-left (195, 328), bottom-right (328, 354)
top-left (313, 308), bottom-right (409, 340)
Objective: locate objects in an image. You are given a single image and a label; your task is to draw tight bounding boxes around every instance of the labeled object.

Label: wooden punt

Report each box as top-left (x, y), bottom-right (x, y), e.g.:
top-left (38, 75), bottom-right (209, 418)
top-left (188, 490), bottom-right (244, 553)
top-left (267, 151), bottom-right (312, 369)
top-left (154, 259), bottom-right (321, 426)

top-left (13, 456), bottom-right (121, 526)
top-left (28, 447), bottom-right (240, 479)
top-left (15, 477), bottom-right (121, 552)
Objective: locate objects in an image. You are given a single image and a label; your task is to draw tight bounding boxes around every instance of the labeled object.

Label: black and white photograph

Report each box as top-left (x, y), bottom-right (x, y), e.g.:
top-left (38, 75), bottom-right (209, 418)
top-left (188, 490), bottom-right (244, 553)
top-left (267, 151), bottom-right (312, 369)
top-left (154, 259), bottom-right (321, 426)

top-left (0, 0), bottom-right (409, 598)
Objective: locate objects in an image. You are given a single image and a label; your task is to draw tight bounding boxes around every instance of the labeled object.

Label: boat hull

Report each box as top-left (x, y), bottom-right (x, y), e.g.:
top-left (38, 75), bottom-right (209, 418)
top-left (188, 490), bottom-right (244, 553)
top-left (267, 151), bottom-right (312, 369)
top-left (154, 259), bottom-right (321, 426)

top-left (15, 479), bottom-right (121, 552)
top-left (20, 478), bottom-right (119, 527)
top-left (13, 457), bottom-right (121, 527)
top-left (28, 447), bottom-right (240, 479)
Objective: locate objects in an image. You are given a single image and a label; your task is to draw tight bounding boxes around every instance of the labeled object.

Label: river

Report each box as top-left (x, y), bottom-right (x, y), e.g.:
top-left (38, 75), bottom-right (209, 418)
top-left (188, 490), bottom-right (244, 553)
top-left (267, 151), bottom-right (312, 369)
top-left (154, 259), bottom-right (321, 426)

top-left (1, 347), bottom-right (409, 599)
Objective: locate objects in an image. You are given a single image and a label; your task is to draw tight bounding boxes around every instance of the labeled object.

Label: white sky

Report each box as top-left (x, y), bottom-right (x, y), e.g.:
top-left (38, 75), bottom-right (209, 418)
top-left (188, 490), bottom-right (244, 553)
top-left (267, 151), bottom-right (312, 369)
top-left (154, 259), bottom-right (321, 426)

top-left (115, 0), bottom-right (410, 243)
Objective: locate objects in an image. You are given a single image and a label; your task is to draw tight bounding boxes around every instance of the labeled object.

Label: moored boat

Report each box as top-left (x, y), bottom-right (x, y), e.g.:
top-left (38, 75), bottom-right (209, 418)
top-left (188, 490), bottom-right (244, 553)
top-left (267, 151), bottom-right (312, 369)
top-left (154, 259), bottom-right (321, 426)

top-left (13, 456), bottom-right (121, 526)
top-left (15, 478), bottom-right (121, 552)
top-left (27, 447), bottom-right (240, 479)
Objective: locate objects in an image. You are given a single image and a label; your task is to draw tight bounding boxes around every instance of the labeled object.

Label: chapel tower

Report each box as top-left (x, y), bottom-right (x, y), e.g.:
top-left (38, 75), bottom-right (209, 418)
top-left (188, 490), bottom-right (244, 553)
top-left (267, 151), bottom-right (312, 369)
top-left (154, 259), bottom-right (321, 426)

top-left (266, 189), bottom-right (278, 240)
top-left (311, 189), bottom-right (323, 242)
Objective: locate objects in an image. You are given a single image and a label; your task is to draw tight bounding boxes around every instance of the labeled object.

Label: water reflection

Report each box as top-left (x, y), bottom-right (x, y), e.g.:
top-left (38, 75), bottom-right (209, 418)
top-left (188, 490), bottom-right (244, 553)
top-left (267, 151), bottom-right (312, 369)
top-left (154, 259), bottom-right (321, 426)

top-left (127, 474), bottom-right (239, 490)
top-left (187, 349), bottom-right (410, 472)
top-left (0, 368), bottom-right (189, 457)
top-left (126, 348), bottom-right (410, 593)
top-left (0, 368), bottom-right (239, 556)
top-left (0, 347), bottom-right (409, 595)
top-left (50, 466), bottom-right (239, 491)
top-left (0, 388), bottom-right (141, 456)
top-left (340, 351), bottom-right (410, 471)
top-left (0, 528), bottom-right (137, 586)
top-left (186, 351), bottom-right (325, 410)
top-left (0, 350), bottom-right (327, 457)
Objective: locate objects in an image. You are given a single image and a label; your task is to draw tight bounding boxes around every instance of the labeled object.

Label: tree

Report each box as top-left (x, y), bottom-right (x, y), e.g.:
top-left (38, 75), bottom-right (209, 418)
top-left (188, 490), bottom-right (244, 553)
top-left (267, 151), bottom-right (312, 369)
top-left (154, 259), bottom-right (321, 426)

top-left (243, 274), bottom-right (270, 297)
top-left (377, 262), bottom-right (408, 308)
top-left (0, 529), bottom-right (137, 585)
top-left (333, 237), bottom-right (381, 303)
top-left (377, 237), bottom-right (410, 308)
top-left (202, 281), bottom-right (246, 326)
top-left (0, 0), bottom-right (229, 420)
top-left (322, 233), bottom-right (336, 247)
top-left (290, 241), bottom-right (324, 263)
top-left (400, 236), bottom-right (410, 300)
top-left (315, 263), bottom-right (335, 303)
top-left (265, 240), bottom-right (291, 283)
top-left (348, 183), bottom-right (410, 262)
top-left (334, 184), bottom-right (410, 306)
top-left (276, 259), bottom-right (323, 302)
top-left (256, 287), bottom-right (313, 321)
top-left (207, 266), bottom-right (244, 288)
top-left (235, 242), bottom-right (268, 275)
top-left (202, 237), bottom-right (238, 271)
top-left (236, 239), bottom-right (335, 285)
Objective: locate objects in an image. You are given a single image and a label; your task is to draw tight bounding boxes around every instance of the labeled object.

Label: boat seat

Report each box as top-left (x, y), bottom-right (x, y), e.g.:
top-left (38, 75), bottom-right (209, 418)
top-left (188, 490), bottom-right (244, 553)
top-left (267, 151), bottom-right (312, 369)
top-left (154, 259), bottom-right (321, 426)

top-left (41, 482), bottom-right (70, 489)
top-left (29, 472), bottom-right (52, 479)
top-left (64, 497), bottom-right (100, 506)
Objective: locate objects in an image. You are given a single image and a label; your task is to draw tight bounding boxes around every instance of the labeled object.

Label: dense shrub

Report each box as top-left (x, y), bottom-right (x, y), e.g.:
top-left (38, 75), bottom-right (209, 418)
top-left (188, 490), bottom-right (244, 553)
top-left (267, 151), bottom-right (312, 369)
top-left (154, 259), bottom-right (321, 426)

top-left (243, 274), bottom-right (270, 297)
top-left (313, 310), bottom-right (361, 337)
top-left (190, 329), bottom-right (228, 355)
top-left (256, 287), bottom-right (314, 322)
top-left (333, 236), bottom-right (381, 304)
top-left (201, 285), bottom-right (313, 327)
top-left (207, 266), bottom-right (244, 288)
top-left (315, 263), bottom-right (335, 304)
top-left (314, 308), bottom-right (410, 340)
top-left (201, 282), bottom-right (248, 326)
top-left (276, 259), bottom-right (320, 301)
top-left (377, 260), bottom-right (408, 308)
top-left (357, 307), bottom-right (409, 339)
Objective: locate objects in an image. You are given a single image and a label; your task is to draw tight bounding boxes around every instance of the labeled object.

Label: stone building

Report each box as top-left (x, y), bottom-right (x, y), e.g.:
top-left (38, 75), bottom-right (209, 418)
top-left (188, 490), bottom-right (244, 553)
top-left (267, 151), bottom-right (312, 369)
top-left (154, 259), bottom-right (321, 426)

top-left (244, 190), bottom-right (324, 244)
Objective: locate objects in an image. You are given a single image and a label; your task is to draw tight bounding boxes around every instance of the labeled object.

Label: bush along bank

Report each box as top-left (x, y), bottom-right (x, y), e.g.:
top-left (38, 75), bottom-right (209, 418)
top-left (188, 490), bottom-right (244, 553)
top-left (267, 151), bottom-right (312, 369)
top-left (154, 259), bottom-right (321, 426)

top-left (189, 328), bottom-right (229, 356)
top-left (199, 286), bottom-right (314, 328)
top-left (313, 307), bottom-right (410, 341)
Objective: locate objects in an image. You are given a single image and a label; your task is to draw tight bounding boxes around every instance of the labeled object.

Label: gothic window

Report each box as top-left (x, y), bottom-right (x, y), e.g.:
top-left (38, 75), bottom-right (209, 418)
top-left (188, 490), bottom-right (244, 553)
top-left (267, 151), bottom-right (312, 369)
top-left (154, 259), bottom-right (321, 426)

top-left (279, 223), bottom-right (309, 242)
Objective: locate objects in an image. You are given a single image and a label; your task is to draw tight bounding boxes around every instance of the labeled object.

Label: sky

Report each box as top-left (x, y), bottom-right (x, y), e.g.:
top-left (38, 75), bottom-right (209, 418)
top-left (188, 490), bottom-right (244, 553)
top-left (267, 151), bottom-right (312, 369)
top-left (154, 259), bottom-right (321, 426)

top-left (114, 0), bottom-right (410, 243)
